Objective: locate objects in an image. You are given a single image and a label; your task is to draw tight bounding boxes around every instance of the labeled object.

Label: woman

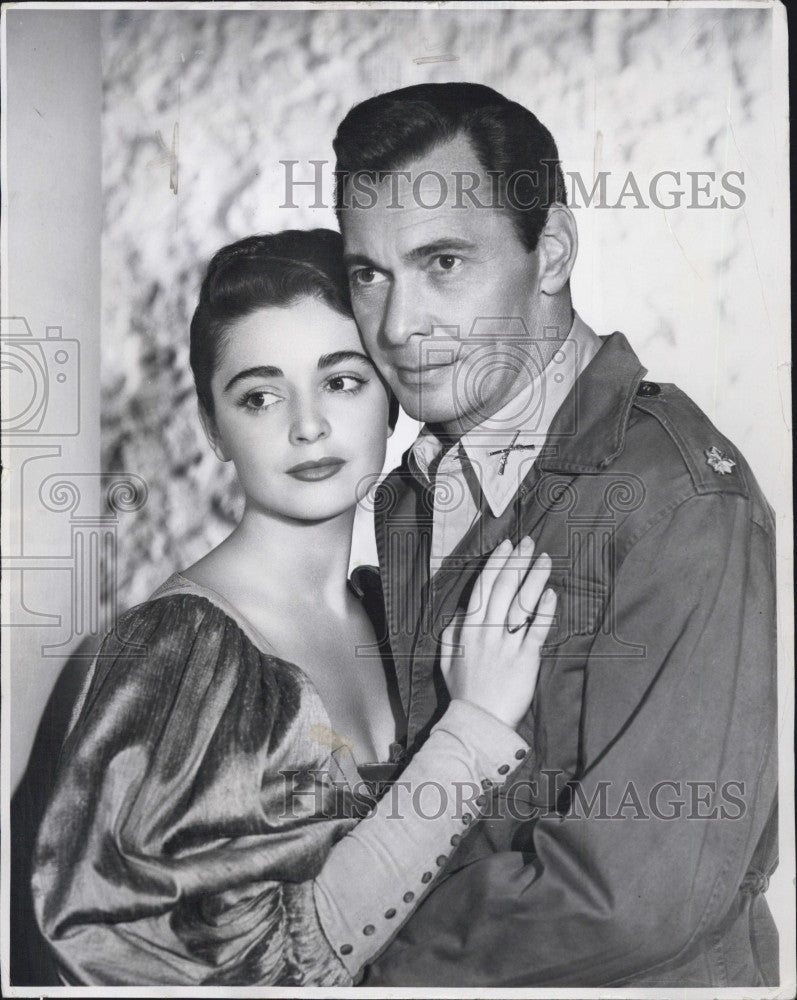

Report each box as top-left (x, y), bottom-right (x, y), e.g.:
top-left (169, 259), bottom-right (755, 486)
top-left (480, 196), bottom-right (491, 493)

top-left (32, 230), bottom-right (556, 986)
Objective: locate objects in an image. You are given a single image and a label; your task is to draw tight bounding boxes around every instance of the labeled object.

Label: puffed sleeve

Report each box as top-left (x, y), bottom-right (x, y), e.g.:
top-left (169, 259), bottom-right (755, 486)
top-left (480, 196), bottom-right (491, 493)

top-left (32, 595), bottom-right (356, 986)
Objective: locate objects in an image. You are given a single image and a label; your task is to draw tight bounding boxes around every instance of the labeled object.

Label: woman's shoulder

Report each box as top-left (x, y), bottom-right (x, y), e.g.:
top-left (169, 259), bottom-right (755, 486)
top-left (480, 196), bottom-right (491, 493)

top-left (113, 572), bottom-right (277, 660)
top-left (73, 575), bottom-right (319, 746)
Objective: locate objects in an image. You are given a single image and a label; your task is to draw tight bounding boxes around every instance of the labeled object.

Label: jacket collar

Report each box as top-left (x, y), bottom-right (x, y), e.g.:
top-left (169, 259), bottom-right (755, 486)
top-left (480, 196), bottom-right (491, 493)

top-left (536, 331), bottom-right (647, 474)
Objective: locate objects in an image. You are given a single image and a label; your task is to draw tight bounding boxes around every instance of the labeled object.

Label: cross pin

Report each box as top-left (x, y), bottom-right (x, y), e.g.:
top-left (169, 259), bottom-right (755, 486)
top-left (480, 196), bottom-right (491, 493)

top-left (489, 431), bottom-right (537, 475)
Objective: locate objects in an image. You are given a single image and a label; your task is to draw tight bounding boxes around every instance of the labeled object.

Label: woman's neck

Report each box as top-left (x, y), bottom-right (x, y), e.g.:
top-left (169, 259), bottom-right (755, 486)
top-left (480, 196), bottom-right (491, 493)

top-left (191, 502), bottom-right (357, 617)
top-left (243, 503), bottom-right (355, 612)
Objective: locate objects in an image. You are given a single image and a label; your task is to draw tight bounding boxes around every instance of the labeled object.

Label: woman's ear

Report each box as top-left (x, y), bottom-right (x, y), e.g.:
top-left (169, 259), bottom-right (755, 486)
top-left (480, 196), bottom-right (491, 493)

top-left (198, 405), bottom-right (230, 462)
top-left (538, 204), bottom-right (578, 296)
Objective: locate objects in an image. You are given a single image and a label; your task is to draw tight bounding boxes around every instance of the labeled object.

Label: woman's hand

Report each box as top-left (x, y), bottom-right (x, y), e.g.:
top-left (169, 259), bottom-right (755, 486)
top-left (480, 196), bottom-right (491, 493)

top-left (440, 536), bottom-right (556, 730)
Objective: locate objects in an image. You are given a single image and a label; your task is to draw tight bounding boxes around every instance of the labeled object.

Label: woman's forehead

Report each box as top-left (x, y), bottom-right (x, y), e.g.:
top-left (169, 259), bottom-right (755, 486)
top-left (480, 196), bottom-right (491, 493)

top-left (220, 299), bottom-right (362, 371)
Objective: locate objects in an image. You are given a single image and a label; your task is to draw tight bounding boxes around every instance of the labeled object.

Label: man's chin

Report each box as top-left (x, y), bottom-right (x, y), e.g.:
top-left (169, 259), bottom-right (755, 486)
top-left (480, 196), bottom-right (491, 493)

top-left (400, 400), bottom-right (459, 428)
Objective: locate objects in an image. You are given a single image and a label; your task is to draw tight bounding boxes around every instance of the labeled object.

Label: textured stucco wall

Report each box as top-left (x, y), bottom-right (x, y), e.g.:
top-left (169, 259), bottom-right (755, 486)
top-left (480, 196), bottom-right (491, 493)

top-left (100, 6), bottom-right (782, 611)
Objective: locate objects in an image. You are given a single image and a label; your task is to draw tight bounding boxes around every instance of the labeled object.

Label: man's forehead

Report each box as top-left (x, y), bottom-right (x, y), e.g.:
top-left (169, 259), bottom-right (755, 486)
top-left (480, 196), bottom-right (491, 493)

top-left (340, 133), bottom-right (497, 243)
top-left (341, 199), bottom-right (509, 259)
top-left (340, 146), bottom-right (513, 254)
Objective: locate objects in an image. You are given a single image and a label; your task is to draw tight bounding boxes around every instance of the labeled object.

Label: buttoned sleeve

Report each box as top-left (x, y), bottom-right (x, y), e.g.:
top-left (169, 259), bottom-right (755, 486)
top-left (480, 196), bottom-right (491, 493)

top-left (364, 491), bottom-right (778, 986)
top-left (315, 699), bottom-right (528, 976)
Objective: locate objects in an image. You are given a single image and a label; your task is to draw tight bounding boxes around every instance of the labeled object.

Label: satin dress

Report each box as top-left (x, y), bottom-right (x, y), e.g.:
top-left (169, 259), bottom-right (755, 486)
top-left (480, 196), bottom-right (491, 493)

top-left (32, 567), bottom-right (405, 986)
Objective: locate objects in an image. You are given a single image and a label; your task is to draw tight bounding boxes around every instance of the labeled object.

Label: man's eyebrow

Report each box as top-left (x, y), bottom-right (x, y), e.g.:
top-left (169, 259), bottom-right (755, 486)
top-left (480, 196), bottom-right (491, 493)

top-left (404, 238), bottom-right (478, 262)
top-left (343, 252), bottom-right (378, 269)
top-left (318, 350), bottom-right (375, 370)
top-left (224, 365), bottom-right (282, 393)
top-left (344, 238), bottom-right (477, 271)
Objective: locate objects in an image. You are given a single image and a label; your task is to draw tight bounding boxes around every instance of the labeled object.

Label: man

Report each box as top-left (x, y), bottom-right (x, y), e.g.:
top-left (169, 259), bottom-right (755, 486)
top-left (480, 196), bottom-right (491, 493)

top-left (333, 83), bottom-right (778, 987)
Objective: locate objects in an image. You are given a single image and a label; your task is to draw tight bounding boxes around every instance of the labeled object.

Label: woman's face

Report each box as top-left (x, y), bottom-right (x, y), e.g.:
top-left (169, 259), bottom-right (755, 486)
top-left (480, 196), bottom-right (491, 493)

top-left (204, 297), bottom-right (391, 522)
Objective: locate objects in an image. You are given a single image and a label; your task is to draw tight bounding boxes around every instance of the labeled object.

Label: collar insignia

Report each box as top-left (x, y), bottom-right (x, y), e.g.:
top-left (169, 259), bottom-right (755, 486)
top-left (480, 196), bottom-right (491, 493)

top-left (705, 446), bottom-right (736, 475)
top-left (489, 431), bottom-right (537, 475)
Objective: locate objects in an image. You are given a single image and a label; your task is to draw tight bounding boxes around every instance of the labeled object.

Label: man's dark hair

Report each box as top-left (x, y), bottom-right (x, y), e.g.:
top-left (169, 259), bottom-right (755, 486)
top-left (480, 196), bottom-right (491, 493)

top-left (333, 82), bottom-right (567, 252)
top-left (190, 229), bottom-right (398, 426)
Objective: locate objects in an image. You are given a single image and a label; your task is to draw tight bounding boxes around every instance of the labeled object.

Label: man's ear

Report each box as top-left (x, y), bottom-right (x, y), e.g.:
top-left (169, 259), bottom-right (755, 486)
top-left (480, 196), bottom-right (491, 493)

top-left (538, 204), bottom-right (578, 295)
top-left (198, 405), bottom-right (230, 463)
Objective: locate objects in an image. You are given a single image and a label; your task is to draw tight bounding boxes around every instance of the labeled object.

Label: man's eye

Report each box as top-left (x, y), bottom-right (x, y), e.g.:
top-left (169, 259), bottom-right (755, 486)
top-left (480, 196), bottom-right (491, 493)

top-left (351, 267), bottom-right (386, 287)
top-left (325, 374), bottom-right (366, 394)
top-left (433, 254), bottom-right (461, 272)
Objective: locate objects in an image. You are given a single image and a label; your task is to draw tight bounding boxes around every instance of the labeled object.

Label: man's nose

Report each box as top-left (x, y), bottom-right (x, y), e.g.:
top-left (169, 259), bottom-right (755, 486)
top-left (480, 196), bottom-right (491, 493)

top-left (288, 396), bottom-right (331, 445)
top-left (381, 279), bottom-right (426, 348)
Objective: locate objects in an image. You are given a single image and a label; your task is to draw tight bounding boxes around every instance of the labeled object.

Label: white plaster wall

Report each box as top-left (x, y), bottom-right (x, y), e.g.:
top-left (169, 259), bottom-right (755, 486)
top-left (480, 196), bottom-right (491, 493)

top-left (99, 7), bottom-right (785, 611)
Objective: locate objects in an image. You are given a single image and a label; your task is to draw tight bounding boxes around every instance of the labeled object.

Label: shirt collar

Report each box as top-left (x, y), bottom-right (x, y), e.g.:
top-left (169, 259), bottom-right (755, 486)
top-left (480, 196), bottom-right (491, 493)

top-left (408, 313), bottom-right (603, 517)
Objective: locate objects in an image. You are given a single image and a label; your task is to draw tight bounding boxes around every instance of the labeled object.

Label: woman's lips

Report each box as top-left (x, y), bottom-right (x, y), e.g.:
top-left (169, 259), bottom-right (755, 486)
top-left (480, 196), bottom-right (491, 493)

top-left (286, 457), bottom-right (347, 482)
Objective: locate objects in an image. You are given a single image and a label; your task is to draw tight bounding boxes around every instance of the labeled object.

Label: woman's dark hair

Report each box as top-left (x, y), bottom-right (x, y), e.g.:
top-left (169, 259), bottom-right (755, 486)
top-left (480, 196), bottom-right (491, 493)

top-left (190, 229), bottom-right (398, 426)
top-left (333, 82), bottom-right (566, 252)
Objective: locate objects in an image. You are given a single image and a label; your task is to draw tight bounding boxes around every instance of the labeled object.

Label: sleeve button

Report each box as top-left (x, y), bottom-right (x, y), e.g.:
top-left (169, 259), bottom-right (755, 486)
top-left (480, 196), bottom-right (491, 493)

top-left (385, 908), bottom-right (397, 919)
top-left (498, 764), bottom-right (510, 775)
top-left (340, 944), bottom-right (353, 955)
top-left (363, 924), bottom-right (375, 936)
top-left (403, 891), bottom-right (415, 903)
top-left (421, 871), bottom-right (433, 883)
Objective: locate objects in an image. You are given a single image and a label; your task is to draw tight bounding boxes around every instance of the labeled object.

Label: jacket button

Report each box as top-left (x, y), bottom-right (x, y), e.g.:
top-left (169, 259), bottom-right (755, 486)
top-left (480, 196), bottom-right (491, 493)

top-left (498, 764), bottom-right (510, 775)
top-left (363, 924), bottom-right (375, 936)
top-left (636, 380), bottom-right (661, 397)
top-left (463, 813), bottom-right (472, 825)
top-left (403, 891), bottom-right (415, 903)
top-left (340, 944), bottom-right (353, 955)
top-left (515, 748), bottom-right (527, 759)
top-left (385, 908), bottom-right (397, 919)
top-left (421, 871), bottom-right (433, 883)
top-left (481, 778), bottom-right (493, 790)
top-left (436, 854), bottom-right (447, 866)
top-left (450, 834), bottom-right (461, 846)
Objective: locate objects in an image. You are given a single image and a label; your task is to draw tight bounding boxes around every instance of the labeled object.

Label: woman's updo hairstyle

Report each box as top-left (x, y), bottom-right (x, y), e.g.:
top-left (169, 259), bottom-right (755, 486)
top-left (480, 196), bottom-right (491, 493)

top-left (190, 229), bottom-right (398, 428)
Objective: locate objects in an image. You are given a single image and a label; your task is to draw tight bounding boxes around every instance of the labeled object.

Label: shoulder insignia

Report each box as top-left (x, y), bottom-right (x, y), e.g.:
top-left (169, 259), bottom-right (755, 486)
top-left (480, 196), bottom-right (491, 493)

top-left (705, 446), bottom-right (736, 475)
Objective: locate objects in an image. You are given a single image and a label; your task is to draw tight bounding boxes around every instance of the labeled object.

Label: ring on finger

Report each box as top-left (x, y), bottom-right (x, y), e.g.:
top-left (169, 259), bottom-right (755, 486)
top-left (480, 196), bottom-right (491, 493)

top-left (506, 616), bottom-right (533, 635)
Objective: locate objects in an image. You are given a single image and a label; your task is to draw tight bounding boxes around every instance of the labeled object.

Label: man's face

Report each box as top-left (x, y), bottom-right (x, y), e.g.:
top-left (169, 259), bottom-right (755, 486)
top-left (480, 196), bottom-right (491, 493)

top-left (341, 135), bottom-right (550, 435)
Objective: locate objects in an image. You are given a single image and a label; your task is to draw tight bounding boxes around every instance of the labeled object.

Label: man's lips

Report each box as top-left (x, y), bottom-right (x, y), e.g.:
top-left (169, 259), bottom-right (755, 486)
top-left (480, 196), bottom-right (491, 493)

top-left (286, 457), bottom-right (347, 481)
top-left (394, 358), bottom-right (458, 384)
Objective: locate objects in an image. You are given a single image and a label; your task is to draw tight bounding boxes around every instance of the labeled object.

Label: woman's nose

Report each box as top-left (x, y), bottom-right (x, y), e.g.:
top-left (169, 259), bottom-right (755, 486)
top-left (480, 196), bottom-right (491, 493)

top-left (288, 398), bottom-right (331, 446)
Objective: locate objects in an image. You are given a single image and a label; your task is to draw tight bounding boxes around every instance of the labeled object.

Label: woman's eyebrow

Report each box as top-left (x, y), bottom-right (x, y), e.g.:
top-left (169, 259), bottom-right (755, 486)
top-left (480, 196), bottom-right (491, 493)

top-left (317, 350), bottom-right (375, 370)
top-left (224, 365), bottom-right (282, 392)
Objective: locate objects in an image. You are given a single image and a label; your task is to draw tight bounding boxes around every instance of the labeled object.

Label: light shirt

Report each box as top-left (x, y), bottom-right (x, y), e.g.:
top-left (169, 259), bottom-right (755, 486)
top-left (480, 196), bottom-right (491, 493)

top-left (409, 313), bottom-right (602, 573)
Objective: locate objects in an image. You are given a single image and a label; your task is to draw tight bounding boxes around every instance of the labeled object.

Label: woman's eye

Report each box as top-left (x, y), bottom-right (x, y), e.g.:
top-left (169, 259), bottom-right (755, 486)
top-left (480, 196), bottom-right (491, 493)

top-left (241, 390), bottom-right (282, 411)
top-left (325, 374), bottom-right (366, 394)
top-left (351, 267), bottom-right (386, 287)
